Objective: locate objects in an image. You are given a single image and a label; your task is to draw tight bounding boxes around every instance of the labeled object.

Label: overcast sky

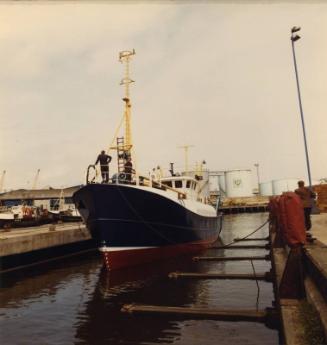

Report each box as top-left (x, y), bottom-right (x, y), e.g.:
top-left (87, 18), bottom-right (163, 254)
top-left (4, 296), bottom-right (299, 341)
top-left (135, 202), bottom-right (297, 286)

top-left (0, 1), bottom-right (326, 190)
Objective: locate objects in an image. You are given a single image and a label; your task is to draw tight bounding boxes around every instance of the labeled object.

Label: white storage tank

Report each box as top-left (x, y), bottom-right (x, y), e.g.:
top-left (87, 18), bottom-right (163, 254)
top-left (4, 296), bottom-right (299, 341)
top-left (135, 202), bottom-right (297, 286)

top-left (224, 169), bottom-right (253, 198)
top-left (272, 179), bottom-right (299, 195)
top-left (209, 175), bottom-right (219, 192)
top-left (259, 181), bottom-right (273, 196)
top-left (218, 175), bottom-right (226, 195)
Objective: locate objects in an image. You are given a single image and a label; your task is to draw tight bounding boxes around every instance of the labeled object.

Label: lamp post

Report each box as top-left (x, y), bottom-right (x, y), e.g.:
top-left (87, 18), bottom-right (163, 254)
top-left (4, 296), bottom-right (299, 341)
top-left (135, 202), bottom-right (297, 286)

top-left (290, 27), bottom-right (313, 188)
top-left (290, 27), bottom-right (319, 213)
top-left (254, 163), bottom-right (260, 192)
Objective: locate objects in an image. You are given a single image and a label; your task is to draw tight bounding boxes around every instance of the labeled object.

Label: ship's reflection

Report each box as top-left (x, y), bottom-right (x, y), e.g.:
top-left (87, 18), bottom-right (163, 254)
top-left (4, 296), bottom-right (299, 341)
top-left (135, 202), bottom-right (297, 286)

top-left (74, 254), bottom-right (209, 345)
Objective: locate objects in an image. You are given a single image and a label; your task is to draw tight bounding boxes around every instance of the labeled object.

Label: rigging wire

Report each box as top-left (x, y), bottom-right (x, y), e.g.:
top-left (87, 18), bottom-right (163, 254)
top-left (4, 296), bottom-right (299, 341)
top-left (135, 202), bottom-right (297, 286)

top-left (107, 114), bottom-right (125, 154)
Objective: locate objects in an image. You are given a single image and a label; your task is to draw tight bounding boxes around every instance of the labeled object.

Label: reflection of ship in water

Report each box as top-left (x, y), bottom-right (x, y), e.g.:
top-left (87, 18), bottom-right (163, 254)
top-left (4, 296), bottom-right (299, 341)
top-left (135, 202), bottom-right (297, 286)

top-left (74, 256), bottom-right (208, 345)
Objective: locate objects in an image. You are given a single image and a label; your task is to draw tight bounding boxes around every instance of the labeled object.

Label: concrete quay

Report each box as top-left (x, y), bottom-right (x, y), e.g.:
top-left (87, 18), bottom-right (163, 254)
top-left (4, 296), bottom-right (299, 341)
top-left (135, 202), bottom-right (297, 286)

top-left (271, 213), bottom-right (327, 345)
top-left (311, 213), bottom-right (327, 245)
top-left (0, 222), bottom-right (95, 273)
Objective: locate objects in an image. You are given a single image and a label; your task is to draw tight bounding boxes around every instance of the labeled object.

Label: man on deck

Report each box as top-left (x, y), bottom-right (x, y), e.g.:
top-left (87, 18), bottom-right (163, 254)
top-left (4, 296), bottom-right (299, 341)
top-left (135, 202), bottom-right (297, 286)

top-left (124, 156), bottom-right (135, 183)
top-left (295, 180), bottom-right (316, 231)
top-left (95, 150), bottom-right (112, 183)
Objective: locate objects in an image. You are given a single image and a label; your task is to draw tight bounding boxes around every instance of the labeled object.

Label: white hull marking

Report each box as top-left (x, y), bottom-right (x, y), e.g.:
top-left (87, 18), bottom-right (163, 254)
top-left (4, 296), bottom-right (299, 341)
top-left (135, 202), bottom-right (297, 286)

top-left (99, 246), bottom-right (158, 252)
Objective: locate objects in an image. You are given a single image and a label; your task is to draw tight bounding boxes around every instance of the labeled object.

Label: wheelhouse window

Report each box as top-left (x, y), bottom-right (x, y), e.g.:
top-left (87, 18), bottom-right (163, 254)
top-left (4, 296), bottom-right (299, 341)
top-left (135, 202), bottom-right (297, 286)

top-left (186, 180), bottom-right (191, 188)
top-left (50, 199), bottom-right (60, 210)
top-left (175, 180), bottom-right (183, 188)
top-left (192, 182), bottom-right (197, 190)
top-left (162, 181), bottom-right (172, 187)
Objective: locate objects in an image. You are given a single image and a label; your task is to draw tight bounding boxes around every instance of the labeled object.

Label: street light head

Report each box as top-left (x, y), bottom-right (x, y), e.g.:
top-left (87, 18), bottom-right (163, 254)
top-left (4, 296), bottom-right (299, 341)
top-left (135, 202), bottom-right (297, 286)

top-left (291, 26), bottom-right (301, 33)
top-left (291, 34), bottom-right (301, 42)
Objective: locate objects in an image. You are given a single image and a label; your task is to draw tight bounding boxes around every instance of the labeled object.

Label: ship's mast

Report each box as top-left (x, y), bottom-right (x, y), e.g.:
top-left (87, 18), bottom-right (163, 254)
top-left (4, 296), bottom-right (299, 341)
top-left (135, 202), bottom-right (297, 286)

top-left (119, 49), bottom-right (135, 156)
top-left (178, 145), bottom-right (194, 175)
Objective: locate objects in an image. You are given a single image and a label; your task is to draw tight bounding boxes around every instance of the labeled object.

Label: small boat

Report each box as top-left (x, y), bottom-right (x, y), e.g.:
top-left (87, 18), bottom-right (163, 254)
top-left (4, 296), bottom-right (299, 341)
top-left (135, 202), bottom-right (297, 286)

top-left (0, 205), bottom-right (53, 229)
top-left (73, 50), bottom-right (222, 270)
top-left (59, 207), bottom-right (82, 222)
top-left (50, 189), bottom-right (82, 222)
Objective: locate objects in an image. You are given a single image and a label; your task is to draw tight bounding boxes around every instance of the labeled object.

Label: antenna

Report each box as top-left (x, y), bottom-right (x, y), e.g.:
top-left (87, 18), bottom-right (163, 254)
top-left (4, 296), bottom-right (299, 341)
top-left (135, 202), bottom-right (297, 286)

top-left (119, 49), bottom-right (136, 154)
top-left (178, 145), bottom-right (194, 175)
top-left (32, 169), bottom-right (40, 190)
top-left (59, 189), bottom-right (65, 212)
top-left (0, 170), bottom-right (6, 192)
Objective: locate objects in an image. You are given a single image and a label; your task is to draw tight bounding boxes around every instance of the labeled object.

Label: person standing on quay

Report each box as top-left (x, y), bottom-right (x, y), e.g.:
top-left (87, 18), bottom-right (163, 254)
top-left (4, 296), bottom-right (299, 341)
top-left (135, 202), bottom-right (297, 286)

top-left (95, 150), bottom-right (112, 183)
top-left (295, 180), bottom-right (316, 231)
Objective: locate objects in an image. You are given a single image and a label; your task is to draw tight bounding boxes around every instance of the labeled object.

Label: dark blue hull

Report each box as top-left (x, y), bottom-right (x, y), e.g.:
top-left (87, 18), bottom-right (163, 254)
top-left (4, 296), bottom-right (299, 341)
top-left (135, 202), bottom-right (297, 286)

top-left (73, 183), bottom-right (222, 269)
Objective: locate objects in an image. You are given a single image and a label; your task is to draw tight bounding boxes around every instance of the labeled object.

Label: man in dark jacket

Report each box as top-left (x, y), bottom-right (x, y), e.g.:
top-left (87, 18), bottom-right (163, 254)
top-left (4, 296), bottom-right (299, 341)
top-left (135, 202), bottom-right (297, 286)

top-left (95, 150), bottom-right (112, 183)
top-left (295, 180), bottom-right (316, 230)
top-left (124, 157), bottom-right (134, 183)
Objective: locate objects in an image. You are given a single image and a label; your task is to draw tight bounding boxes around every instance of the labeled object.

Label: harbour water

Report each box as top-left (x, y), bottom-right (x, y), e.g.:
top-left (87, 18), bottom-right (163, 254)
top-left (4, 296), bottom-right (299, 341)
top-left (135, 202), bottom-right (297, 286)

top-left (0, 213), bottom-right (279, 345)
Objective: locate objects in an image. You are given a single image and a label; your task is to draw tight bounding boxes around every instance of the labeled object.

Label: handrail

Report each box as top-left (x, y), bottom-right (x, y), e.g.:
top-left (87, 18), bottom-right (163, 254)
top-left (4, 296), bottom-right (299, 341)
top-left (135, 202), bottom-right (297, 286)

top-left (85, 164), bottom-right (186, 199)
top-left (86, 165), bottom-right (97, 184)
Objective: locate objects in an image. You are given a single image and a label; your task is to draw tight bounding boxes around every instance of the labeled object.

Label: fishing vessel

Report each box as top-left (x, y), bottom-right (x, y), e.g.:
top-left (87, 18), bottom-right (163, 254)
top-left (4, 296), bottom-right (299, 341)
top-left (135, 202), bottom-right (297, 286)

top-left (0, 205), bottom-right (53, 229)
top-left (73, 50), bottom-right (222, 270)
top-left (50, 189), bottom-right (82, 222)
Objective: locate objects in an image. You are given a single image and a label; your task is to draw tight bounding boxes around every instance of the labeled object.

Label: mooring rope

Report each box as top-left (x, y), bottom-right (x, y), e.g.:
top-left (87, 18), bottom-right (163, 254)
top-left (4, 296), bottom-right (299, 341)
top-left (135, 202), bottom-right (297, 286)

top-left (213, 219), bottom-right (269, 249)
top-left (250, 259), bottom-right (260, 311)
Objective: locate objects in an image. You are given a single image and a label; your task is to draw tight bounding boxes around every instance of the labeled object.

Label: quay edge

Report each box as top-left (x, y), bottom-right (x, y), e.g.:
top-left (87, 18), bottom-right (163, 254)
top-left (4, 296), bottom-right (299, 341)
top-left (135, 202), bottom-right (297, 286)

top-left (0, 222), bottom-right (96, 273)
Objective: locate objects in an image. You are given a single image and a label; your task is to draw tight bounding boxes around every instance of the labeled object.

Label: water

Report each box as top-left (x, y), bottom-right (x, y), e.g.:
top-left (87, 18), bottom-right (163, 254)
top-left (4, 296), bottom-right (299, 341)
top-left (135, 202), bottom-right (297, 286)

top-left (0, 213), bottom-right (280, 345)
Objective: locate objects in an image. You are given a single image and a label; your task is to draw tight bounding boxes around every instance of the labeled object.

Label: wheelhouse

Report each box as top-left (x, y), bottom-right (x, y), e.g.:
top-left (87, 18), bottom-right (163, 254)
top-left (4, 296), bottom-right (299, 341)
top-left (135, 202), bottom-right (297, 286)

top-left (161, 176), bottom-right (198, 200)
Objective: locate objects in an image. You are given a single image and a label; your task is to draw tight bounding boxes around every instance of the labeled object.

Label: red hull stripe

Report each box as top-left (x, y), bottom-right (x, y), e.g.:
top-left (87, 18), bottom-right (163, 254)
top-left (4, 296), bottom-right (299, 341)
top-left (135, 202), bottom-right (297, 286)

top-left (101, 238), bottom-right (217, 270)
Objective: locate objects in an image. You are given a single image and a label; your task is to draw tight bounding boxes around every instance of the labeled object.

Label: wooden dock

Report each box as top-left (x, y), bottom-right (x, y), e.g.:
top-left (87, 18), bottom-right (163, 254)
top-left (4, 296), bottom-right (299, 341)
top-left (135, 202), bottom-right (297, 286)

top-left (220, 204), bottom-right (268, 214)
top-left (193, 254), bottom-right (270, 261)
top-left (120, 212), bottom-right (327, 344)
top-left (168, 271), bottom-right (271, 281)
top-left (122, 304), bottom-right (268, 322)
